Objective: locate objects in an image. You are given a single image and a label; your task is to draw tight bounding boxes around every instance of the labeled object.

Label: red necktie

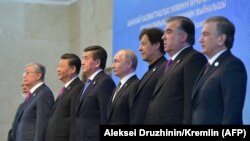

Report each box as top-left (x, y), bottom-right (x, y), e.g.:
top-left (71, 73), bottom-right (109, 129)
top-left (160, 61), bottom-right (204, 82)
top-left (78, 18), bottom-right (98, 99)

top-left (25, 92), bottom-right (32, 102)
top-left (58, 86), bottom-right (66, 98)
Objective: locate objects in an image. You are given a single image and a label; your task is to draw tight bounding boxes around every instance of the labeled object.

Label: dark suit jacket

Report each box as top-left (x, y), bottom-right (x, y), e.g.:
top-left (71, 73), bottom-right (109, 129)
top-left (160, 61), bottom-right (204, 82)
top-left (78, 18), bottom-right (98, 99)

top-left (107, 75), bottom-right (139, 124)
top-left (8, 102), bottom-right (24, 141)
top-left (130, 56), bottom-right (166, 124)
top-left (145, 47), bottom-right (207, 124)
top-left (76, 71), bottom-right (115, 141)
top-left (16, 84), bottom-right (54, 141)
top-left (45, 77), bottom-right (83, 141)
top-left (191, 50), bottom-right (247, 124)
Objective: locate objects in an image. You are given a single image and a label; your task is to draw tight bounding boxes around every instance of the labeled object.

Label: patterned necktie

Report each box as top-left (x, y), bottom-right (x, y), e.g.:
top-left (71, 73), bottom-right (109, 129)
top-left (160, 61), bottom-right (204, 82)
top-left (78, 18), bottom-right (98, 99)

top-left (112, 82), bottom-right (121, 102)
top-left (79, 79), bottom-right (91, 101)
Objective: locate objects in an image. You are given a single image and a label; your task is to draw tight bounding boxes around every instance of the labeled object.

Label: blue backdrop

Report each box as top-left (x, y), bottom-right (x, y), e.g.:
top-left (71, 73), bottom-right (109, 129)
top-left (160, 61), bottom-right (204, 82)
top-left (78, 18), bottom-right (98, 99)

top-left (113, 0), bottom-right (250, 124)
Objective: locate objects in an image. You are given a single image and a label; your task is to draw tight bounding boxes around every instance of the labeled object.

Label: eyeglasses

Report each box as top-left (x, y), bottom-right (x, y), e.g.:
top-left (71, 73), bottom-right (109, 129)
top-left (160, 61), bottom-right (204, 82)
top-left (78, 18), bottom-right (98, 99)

top-left (23, 71), bottom-right (37, 76)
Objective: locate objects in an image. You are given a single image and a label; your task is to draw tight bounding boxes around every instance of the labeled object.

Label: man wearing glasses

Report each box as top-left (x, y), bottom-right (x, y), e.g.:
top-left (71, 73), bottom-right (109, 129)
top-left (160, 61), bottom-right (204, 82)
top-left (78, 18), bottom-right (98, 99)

top-left (15, 63), bottom-right (54, 141)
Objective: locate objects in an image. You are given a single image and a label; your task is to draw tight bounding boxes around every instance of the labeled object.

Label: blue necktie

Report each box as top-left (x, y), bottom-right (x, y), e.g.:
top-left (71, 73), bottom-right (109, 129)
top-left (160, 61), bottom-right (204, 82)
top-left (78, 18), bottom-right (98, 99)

top-left (80, 79), bottom-right (91, 101)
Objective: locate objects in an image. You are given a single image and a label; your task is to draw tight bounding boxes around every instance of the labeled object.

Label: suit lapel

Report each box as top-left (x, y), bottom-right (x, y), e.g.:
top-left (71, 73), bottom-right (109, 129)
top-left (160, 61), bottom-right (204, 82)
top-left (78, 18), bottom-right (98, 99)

top-left (76, 71), bottom-right (104, 114)
top-left (18, 84), bottom-right (45, 120)
top-left (136, 67), bottom-right (157, 95)
top-left (108, 75), bottom-right (137, 118)
top-left (52, 78), bottom-right (81, 114)
top-left (51, 87), bottom-right (69, 114)
top-left (192, 50), bottom-right (231, 99)
top-left (108, 83), bottom-right (128, 117)
top-left (153, 47), bottom-right (193, 97)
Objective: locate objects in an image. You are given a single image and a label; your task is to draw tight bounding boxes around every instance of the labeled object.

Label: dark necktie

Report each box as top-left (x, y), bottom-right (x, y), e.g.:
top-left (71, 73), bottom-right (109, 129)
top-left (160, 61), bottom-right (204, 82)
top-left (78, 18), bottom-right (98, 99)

top-left (58, 86), bottom-right (66, 98)
top-left (164, 59), bottom-right (173, 73)
top-left (204, 63), bottom-right (211, 74)
top-left (79, 79), bottom-right (91, 101)
top-left (112, 82), bottom-right (121, 102)
top-left (25, 92), bottom-right (32, 102)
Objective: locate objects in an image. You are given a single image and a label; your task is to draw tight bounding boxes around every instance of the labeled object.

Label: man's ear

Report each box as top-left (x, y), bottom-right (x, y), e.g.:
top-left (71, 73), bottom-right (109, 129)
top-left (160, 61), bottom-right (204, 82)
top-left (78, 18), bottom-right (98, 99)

top-left (218, 33), bottom-right (226, 46)
top-left (95, 59), bottom-right (101, 68)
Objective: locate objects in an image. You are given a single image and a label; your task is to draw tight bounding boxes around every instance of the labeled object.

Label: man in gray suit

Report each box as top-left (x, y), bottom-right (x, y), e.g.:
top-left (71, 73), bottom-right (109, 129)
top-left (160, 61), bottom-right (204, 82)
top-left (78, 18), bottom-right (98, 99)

top-left (107, 49), bottom-right (139, 124)
top-left (145, 16), bottom-right (207, 124)
top-left (76, 46), bottom-right (115, 141)
top-left (192, 16), bottom-right (247, 124)
top-left (45, 53), bottom-right (83, 141)
top-left (16, 63), bottom-right (54, 141)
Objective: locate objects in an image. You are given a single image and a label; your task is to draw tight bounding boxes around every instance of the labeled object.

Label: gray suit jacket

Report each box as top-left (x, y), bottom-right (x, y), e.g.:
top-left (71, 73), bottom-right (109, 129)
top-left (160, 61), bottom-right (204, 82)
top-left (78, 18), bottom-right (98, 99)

top-left (16, 84), bottom-right (54, 141)
top-left (192, 50), bottom-right (247, 124)
top-left (76, 71), bottom-right (115, 141)
top-left (145, 47), bottom-right (207, 124)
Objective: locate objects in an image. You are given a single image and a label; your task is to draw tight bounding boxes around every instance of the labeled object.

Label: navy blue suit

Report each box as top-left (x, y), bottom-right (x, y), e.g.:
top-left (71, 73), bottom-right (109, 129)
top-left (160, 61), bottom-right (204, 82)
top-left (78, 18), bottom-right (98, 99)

top-left (76, 71), bottom-right (115, 141)
top-left (192, 50), bottom-right (247, 124)
top-left (16, 84), bottom-right (54, 141)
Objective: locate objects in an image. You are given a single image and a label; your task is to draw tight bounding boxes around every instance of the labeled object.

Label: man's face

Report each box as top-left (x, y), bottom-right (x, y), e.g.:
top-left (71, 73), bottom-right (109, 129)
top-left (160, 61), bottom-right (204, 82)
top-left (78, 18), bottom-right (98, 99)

top-left (22, 65), bottom-right (41, 88)
top-left (200, 22), bottom-right (222, 58)
top-left (162, 20), bottom-right (186, 56)
top-left (81, 51), bottom-right (99, 77)
top-left (57, 59), bottom-right (74, 83)
top-left (139, 34), bottom-right (155, 63)
top-left (112, 51), bottom-right (129, 79)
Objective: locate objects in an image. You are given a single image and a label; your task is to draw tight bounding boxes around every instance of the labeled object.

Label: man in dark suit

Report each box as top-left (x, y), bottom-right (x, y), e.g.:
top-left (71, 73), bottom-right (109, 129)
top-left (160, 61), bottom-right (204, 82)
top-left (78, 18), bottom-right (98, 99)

top-left (192, 16), bottom-right (247, 124)
top-left (16, 63), bottom-right (54, 141)
top-left (76, 46), bottom-right (115, 141)
top-left (130, 27), bottom-right (166, 124)
top-left (107, 50), bottom-right (139, 124)
top-left (45, 53), bottom-right (84, 141)
top-left (145, 16), bottom-right (207, 124)
top-left (8, 83), bottom-right (29, 141)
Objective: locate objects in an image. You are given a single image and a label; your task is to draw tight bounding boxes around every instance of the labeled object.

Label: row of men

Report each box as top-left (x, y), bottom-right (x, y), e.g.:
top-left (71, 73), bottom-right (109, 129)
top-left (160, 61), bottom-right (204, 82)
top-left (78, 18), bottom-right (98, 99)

top-left (8, 15), bottom-right (247, 141)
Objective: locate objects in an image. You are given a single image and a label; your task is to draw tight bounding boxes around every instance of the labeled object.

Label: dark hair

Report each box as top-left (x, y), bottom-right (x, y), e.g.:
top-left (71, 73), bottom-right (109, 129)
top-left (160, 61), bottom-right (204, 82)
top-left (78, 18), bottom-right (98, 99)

top-left (139, 27), bottom-right (165, 54)
top-left (204, 16), bottom-right (235, 49)
top-left (61, 53), bottom-right (81, 74)
top-left (166, 16), bottom-right (195, 45)
top-left (84, 45), bottom-right (107, 69)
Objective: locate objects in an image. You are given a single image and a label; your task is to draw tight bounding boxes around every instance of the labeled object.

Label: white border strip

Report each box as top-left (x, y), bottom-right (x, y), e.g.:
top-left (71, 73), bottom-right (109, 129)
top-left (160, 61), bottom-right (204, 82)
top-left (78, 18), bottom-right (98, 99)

top-left (17, 0), bottom-right (78, 5)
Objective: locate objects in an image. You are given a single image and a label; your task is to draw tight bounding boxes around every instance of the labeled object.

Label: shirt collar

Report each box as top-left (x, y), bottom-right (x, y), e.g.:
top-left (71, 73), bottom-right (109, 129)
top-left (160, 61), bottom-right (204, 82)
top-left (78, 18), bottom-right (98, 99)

top-left (30, 82), bottom-right (44, 94)
top-left (170, 45), bottom-right (190, 61)
top-left (208, 49), bottom-right (227, 65)
top-left (89, 69), bottom-right (102, 81)
top-left (64, 76), bottom-right (78, 88)
top-left (120, 72), bottom-right (136, 87)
